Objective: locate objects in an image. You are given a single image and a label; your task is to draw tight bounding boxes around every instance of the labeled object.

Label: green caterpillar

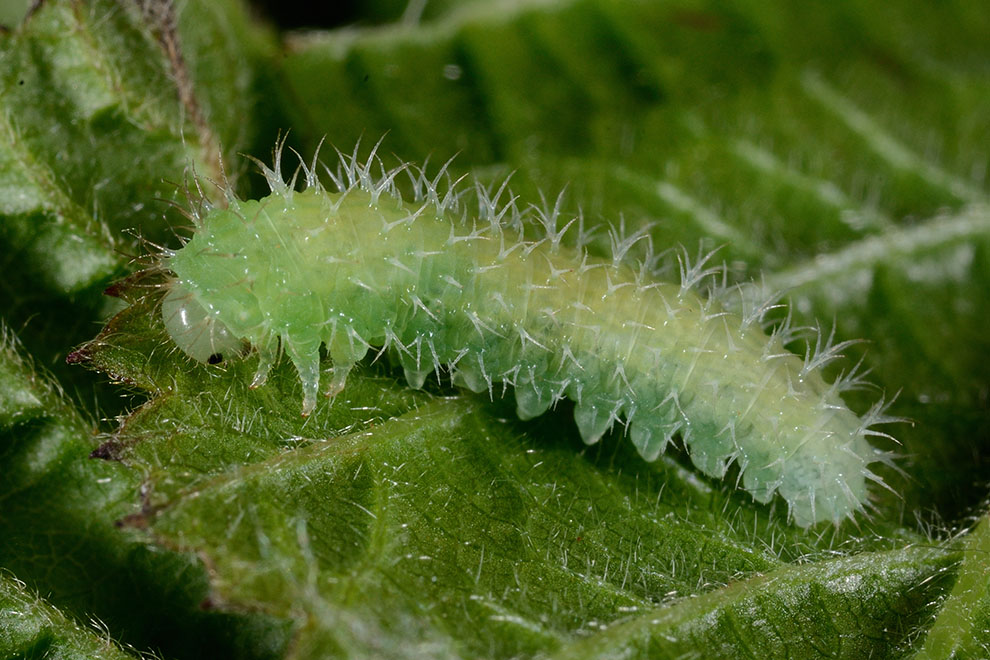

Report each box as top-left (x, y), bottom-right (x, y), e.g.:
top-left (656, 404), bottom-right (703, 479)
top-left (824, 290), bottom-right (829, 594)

top-left (161, 140), bottom-right (895, 527)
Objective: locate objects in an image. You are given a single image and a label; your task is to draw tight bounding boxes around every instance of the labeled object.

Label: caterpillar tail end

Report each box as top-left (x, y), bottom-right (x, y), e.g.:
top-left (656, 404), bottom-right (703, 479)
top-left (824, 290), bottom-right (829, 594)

top-left (777, 455), bottom-right (871, 527)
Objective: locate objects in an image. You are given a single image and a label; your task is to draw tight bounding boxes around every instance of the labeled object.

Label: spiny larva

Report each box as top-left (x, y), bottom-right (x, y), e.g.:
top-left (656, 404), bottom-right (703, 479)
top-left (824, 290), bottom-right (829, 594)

top-left (160, 139), bottom-right (896, 527)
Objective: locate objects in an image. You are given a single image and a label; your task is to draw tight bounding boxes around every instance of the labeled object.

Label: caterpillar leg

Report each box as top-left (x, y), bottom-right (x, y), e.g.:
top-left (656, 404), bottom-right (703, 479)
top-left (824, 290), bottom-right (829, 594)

top-left (249, 338), bottom-right (278, 389)
top-left (325, 363), bottom-right (354, 399)
top-left (283, 337), bottom-right (322, 416)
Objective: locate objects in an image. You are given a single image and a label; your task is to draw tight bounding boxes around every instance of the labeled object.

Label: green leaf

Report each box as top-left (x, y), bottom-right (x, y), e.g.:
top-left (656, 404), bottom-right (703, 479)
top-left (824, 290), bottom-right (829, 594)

top-left (73, 292), bottom-right (944, 657)
top-left (3, 0), bottom-right (990, 658)
top-left (917, 513), bottom-right (990, 659)
top-left (0, 571), bottom-right (136, 660)
top-left (0, 325), bottom-right (291, 659)
top-left (557, 546), bottom-right (957, 659)
top-left (0, 0), bottom-right (276, 404)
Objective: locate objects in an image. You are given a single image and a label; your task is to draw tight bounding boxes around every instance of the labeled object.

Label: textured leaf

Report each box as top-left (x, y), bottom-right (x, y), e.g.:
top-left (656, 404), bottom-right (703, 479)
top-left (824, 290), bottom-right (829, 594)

top-left (0, 326), bottom-right (290, 659)
top-left (556, 546), bottom-right (957, 660)
top-left (0, 0), bottom-right (276, 403)
top-left (0, 571), bottom-right (136, 660)
top-left (74, 294), bottom-right (943, 657)
top-left (2, 0), bottom-right (989, 658)
top-left (917, 513), bottom-right (990, 659)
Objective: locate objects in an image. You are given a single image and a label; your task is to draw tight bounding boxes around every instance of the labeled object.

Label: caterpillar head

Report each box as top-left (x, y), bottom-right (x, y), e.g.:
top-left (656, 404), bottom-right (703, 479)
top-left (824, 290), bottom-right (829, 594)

top-left (161, 281), bottom-right (243, 364)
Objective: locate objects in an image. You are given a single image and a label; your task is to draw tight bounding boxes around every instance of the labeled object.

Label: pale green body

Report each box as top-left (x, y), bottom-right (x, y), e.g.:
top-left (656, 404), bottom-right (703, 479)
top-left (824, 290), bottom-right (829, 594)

top-left (166, 188), bottom-right (874, 526)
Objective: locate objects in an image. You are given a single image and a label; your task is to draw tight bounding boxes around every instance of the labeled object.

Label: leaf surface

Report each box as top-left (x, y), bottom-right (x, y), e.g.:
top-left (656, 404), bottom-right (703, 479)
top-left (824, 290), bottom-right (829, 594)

top-left (2, 0), bottom-right (989, 658)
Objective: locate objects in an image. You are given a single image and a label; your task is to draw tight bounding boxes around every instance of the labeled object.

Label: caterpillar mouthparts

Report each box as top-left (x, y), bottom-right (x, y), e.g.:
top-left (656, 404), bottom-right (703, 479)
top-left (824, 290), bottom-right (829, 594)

top-left (160, 138), bottom-right (897, 527)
